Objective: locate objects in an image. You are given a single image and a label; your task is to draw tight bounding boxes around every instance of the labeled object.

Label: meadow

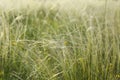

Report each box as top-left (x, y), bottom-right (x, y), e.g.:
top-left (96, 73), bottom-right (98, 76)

top-left (0, 0), bottom-right (120, 80)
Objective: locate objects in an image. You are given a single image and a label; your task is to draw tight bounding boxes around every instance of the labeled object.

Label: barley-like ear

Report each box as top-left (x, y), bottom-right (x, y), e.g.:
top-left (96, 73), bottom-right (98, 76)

top-left (15, 15), bottom-right (24, 21)
top-left (11, 15), bottom-right (24, 25)
top-left (87, 26), bottom-right (94, 32)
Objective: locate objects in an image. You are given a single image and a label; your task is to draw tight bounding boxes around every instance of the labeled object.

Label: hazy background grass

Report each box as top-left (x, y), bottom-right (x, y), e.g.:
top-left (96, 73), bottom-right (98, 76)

top-left (0, 0), bottom-right (120, 80)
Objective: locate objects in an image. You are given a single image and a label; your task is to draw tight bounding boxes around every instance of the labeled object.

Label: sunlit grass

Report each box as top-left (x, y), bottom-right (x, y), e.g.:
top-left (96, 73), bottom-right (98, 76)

top-left (0, 0), bottom-right (120, 80)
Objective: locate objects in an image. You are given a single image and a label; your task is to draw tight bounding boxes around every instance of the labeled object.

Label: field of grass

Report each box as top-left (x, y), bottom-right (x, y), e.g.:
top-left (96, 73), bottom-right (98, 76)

top-left (0, 0), bottom-right (120, 80)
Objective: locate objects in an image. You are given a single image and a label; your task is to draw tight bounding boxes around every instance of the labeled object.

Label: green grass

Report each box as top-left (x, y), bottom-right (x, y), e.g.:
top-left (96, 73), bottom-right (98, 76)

top-left (0, 0), bottom-right (120, 80)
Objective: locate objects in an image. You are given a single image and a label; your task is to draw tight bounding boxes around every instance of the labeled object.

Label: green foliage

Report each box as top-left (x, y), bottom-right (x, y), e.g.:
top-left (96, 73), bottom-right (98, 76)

top-left (0, 0), bottom-right (120, 80)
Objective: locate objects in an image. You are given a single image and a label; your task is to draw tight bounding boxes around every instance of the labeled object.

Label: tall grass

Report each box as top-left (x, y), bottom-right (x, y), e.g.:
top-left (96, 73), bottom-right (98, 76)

top-left (0, 0), bottom-right (120, 80)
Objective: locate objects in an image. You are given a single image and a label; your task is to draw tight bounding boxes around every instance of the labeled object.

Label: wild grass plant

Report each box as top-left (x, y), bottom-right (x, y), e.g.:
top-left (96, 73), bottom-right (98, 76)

top-left (0, 0), bottom-right (120, 80)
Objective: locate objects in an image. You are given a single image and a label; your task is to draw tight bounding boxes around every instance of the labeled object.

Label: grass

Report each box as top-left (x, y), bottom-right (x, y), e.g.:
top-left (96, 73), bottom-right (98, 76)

top-left (0, 0), bottom-right (120, 80)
